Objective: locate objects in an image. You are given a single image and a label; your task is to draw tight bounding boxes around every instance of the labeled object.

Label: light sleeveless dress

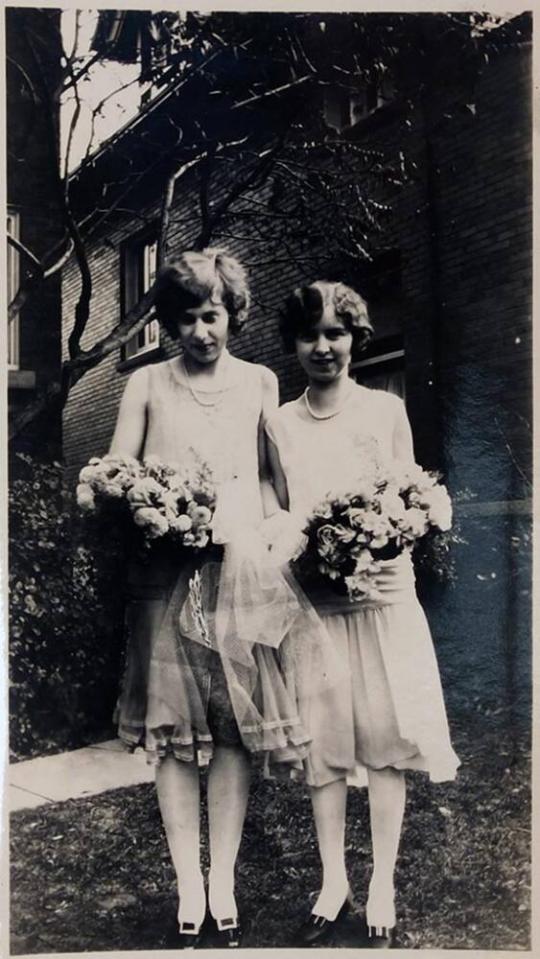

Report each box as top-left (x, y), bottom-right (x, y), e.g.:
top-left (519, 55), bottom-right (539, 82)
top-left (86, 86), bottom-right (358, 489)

top-left (116, 353), bottom-right (311, 766)
top-left (266, 382), bottom-right (460, 788)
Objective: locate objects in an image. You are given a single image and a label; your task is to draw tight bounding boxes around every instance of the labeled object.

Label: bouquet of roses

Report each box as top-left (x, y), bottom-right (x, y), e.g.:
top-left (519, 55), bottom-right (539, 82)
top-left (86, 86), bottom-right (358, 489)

top-left (76, 452), bottom-right (216, 551)
top-left (293, 461), bottom-right (452, 602)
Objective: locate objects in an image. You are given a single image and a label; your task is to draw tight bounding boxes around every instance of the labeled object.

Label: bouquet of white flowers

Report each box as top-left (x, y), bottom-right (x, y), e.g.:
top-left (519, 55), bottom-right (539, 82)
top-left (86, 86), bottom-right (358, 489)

top-left (76, 452), bottom-right (216, 551)
top-left (293, 461), bottom-right (453, 602)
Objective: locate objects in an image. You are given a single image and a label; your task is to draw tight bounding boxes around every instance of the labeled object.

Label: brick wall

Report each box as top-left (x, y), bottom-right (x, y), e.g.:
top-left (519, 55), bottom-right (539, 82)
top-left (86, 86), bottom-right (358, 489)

top-left (64, 43), bottom-right (531, 484)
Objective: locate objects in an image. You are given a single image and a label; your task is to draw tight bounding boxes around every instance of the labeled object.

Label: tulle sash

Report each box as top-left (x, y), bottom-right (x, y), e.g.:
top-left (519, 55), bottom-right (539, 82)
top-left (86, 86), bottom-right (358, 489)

top-left (133, 526), bottom-right (347, 770)
top-left (180, 528), bottom-right (349, 759)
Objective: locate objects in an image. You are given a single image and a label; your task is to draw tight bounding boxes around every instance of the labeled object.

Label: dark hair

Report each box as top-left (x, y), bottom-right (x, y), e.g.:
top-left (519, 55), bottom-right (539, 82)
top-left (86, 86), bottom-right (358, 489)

top-left (280, 280), bottom-right (373, 356)
top-left (154, 248), bottom-right (250, 338)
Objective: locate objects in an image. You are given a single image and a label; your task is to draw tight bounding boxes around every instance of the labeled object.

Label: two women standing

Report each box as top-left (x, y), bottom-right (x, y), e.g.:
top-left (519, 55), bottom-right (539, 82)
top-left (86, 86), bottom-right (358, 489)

top-left (109, 249), bottom-right (458, 948)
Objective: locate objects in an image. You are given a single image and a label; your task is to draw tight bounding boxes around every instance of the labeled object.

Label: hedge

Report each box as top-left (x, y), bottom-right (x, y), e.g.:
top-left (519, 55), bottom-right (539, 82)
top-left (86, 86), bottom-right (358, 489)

top-left (8, 454), bottom-right (127, 761)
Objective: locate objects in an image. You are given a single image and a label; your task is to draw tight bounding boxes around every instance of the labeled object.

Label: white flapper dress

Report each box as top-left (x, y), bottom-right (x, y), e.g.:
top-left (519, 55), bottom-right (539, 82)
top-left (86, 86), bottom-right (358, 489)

top-left (116, 353), bottom-right (316, 767)
top-left (266, 383), bottom-right (460, 787)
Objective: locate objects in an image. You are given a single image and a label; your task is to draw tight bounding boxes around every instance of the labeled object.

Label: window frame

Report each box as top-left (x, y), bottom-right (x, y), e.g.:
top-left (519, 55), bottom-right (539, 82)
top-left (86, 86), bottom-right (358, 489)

top-left (351, 335), bottom-right (406, 397)
top-left (119, 227), bottom-right (162, 368)
top-left (7, 208), bottom-right (21, 370)
top-left (324, 74), bottom-right (397, 134)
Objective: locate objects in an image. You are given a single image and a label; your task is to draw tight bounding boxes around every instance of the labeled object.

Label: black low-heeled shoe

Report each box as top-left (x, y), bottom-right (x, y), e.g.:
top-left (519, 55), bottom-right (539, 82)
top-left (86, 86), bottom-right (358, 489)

top-left (294, 898), bottom-right (351, 947)
top-left (214, 916), bottom-right (242, 948)
top-left (365, 922), bottom-right (397, 949)
top-left (177, 919), bottom-right (205, 950)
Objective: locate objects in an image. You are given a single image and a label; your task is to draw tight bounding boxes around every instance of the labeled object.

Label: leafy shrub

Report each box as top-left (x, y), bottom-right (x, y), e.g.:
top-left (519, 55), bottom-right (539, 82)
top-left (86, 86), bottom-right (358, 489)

top-left (8, 454), bottom-right (128, 760)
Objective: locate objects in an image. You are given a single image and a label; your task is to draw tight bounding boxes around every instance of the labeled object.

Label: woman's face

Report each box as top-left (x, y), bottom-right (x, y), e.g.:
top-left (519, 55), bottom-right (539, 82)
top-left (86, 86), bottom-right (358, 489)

top-left (175, 296), bottom-right (230, 365)
top-left (295, 309), bottom-right (353, 383)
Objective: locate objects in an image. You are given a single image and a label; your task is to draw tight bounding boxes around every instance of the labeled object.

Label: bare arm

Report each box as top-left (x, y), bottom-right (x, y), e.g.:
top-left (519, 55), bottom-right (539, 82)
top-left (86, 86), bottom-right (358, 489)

top-left (392, 396), bottom-right (415, 464)
top-left (258, 367), bottom-right (283, 517)
top-left (109, 366), bottom-right (149, 458)
top-left (266, 434), bottom-right (289, 510)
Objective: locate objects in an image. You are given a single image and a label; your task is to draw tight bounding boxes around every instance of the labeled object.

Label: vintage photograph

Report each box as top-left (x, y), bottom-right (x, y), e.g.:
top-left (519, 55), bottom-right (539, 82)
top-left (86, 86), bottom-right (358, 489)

top-left (4, 4), bottom-right (533, 954)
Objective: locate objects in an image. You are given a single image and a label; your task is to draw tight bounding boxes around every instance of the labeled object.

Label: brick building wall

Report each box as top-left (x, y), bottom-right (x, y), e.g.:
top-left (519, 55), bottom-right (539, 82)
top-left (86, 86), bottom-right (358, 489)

top-left (61, 39), bottom-right (532, 724)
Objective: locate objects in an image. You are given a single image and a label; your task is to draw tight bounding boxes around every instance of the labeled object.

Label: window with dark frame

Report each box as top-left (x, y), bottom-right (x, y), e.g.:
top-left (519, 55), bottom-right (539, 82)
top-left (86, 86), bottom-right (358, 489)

top-left (323, 73), bottom-right (396, 133)
top-left (121, 232), bottom-right (160, 362)
top-left (351, 334), bottom-right (405, 398)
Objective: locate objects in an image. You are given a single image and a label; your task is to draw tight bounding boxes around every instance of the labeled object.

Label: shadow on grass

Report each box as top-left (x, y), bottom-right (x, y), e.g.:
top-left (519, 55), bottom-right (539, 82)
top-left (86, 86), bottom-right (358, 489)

top-left (10, 719), bottom-right (530, 953)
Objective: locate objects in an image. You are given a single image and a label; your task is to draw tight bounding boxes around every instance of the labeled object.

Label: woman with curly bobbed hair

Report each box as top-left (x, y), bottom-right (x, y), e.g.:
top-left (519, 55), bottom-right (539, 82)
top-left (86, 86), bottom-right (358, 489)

top-left (154, 248), bottom-right (251, 340)
top-left (266, 280), bottom-right (459, 948)
top-left (109, 248), bottom-right (314, 948)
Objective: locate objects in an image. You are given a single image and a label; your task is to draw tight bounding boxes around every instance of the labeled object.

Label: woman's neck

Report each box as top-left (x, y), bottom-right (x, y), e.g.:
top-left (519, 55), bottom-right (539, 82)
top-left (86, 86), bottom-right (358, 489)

top-left (180, 348), bottom-right (230, 381)
top-left (306, 369), bottom-right (353, 413)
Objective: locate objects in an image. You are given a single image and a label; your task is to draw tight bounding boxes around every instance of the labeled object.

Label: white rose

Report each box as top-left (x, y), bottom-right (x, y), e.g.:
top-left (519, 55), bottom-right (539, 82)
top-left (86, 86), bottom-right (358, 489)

top-left (162, 490), bottom-right (180, 512)
top-left (347, 507), bottom-right (369, 529)
top-left (127, 477), bottom-right (162, 507)
top-left (371, 532), bottom-right (390, 549)
top-left (133, 507), bottom-right (168, 537)
top-left (101, 481), bottom-right (124, 499)
top-left (172, 514), bottom-right (193, 533)
top-left (378, 489), bottom-right (406, 519)
top-left (79, 465), bottom-right (98, 484)
top-left (76, 483), bottom-right (95, 512)
top-left (356, 509), bottom-right (380, 533)
top-left (426, 488), bottom-right (452, 531)
top-left (193, 531), bottom-right (210, 549)
top-left (190, 505), bottom-right (212, 527)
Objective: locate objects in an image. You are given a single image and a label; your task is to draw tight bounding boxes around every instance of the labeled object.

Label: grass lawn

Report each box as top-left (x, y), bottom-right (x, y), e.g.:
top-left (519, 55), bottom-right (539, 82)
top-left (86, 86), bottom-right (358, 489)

top-left (10, 719), bottom-right (530, 953)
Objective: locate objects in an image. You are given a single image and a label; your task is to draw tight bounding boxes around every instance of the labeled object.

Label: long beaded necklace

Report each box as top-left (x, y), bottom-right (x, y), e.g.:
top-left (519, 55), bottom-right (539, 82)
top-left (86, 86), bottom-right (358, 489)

top-left (303, 383), bottom-right (353, 420)
top-left (181, 353), bottom-right (232, 409)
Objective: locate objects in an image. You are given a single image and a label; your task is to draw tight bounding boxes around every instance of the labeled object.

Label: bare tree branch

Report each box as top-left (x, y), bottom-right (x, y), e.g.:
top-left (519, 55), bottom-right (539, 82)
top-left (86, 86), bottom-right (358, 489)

top-left (68, 10), bottom-right (81, 63)
top-left (7, 231), bottom-right (75, 321)
top-left (8, 282), bottom-right (37, 324)
top-left (7, 234), bottom-right (42, 272)
top-left (43, 239), bottom-right (75, 278)
top-left (61, 47), bottom-right (113, 94)
top-left (10, 292), bottom-right (159, 441)
top-left (232, 74), bottom-right (312, 110)
top-left (8, 379), bottom-right (63, 441)
top-left (156, 155), bottom-right (206, 267)
top-left (62, 84), bottom-right (82, 187)
top-left (6, 54), bottom-right (39, 105)
top-left (195, 135), bottom-right (287, 246)
top-left (83, 72), bottom-right (143, 163)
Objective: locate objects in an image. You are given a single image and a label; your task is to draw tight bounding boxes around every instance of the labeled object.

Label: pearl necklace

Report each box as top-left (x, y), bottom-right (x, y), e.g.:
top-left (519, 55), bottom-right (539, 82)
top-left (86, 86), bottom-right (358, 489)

top-left (303, 384), bottom-right (353, 420)
top-left (181, 354), bottom-right (231, 408)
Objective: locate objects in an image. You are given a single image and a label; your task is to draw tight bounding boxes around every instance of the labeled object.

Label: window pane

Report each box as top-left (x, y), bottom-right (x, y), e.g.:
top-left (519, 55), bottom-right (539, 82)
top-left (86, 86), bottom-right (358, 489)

top-left (124, 247), bottom-right (139, 313)
top-left (145, 240), bottom-right (158, 290)
top-left (357, 368), bottom-right (406, 398)
top-left (123, 235), bottom-right (160, 360)
top-left (147, 318), bottom-right (159, 346)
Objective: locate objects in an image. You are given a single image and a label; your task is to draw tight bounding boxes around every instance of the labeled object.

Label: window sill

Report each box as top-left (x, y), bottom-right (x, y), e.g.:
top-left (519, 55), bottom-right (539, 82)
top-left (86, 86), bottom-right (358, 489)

top-left (8, 369), bottom-right (36, 390)
top-left (116, 346), bottom-right (164, 374)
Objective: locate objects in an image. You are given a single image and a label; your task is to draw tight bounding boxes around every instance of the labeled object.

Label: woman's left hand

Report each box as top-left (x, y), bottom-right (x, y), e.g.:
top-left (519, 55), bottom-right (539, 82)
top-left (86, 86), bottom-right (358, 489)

top-left (259, 509), bottom-right (307, 564)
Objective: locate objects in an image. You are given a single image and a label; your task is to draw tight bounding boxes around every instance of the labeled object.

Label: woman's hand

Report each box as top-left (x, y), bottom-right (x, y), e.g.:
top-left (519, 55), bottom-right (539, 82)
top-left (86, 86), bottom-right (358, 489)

top-left (259, 509), bottom-right (306, 564)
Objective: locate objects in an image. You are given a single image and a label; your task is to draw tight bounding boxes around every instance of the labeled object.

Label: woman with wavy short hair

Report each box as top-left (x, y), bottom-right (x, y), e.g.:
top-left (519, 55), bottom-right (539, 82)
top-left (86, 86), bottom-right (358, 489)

top-left (110, 248), bottom-right (312, 948)
top-left (267, 279), bottom-right (459, 948)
